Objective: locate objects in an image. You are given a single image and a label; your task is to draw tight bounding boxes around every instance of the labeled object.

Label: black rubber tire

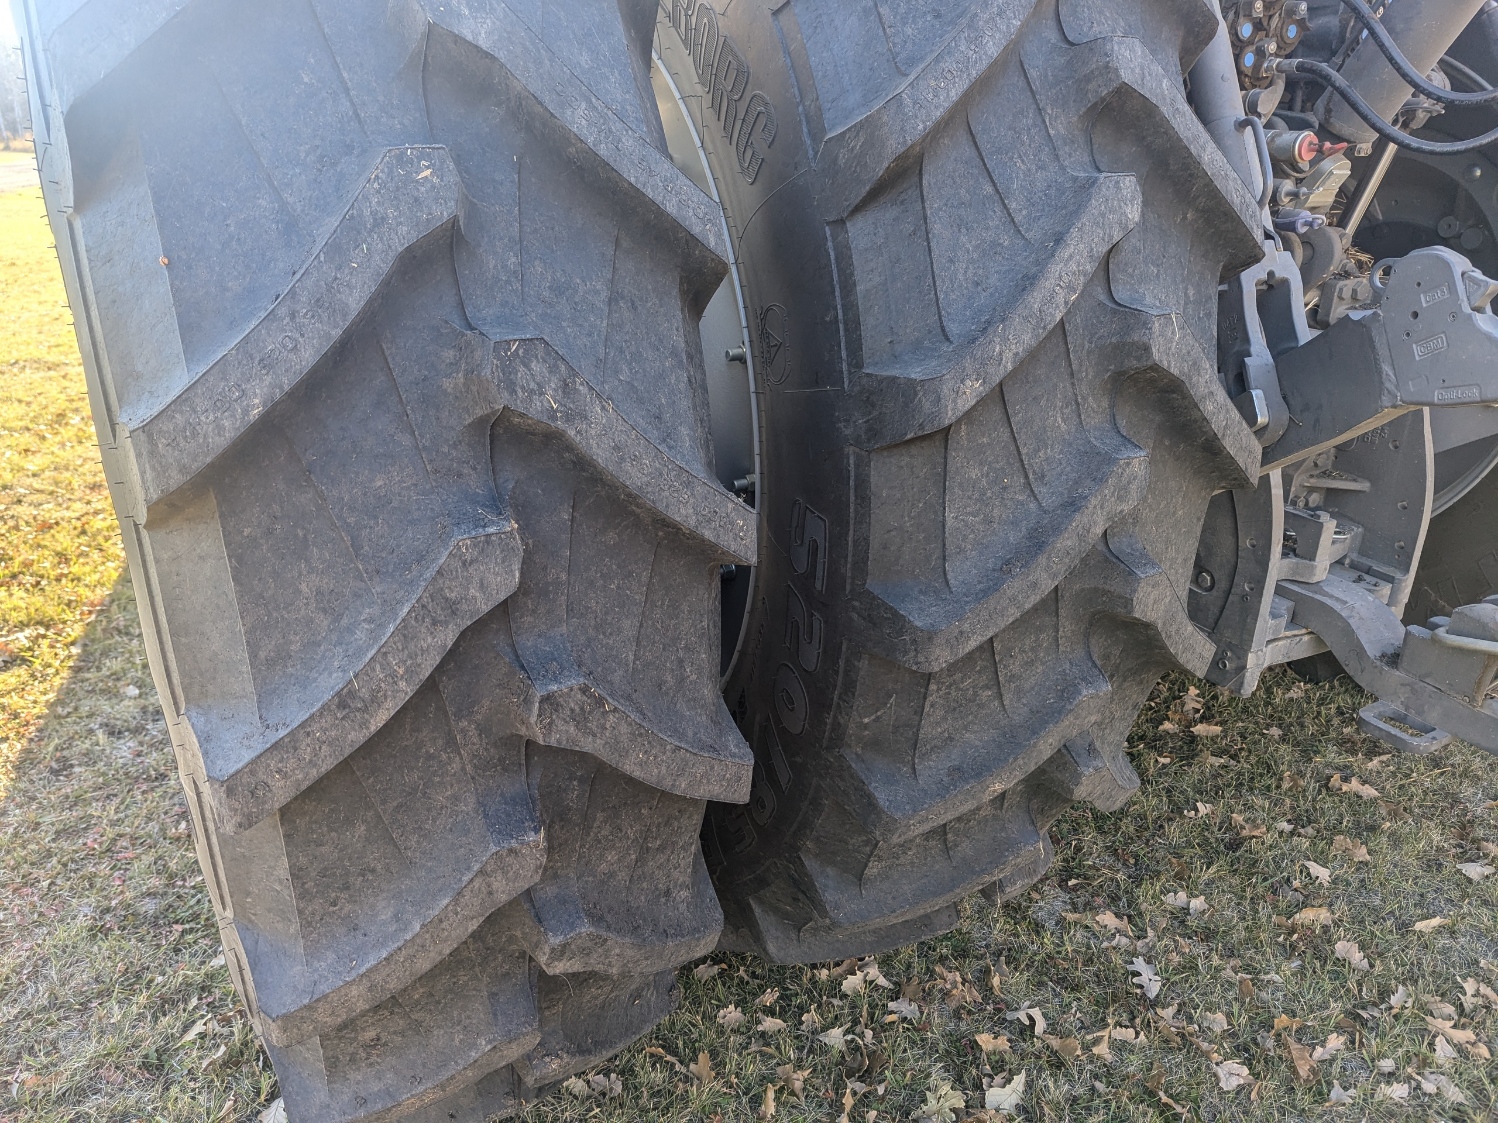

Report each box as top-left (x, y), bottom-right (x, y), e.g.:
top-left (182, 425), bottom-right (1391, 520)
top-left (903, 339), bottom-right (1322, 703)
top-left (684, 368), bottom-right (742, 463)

top-left (20, 1), bottom-right (756, 1119)
top-left (657, 0), bottom-right (1264, 961)
top-left (1408, 462), bottom-right (1498, 623)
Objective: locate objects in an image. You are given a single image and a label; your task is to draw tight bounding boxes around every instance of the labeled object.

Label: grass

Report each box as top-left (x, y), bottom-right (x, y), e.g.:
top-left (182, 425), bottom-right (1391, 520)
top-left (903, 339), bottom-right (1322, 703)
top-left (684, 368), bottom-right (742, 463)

top-left (0, 185), bottom-right (1494, 1123)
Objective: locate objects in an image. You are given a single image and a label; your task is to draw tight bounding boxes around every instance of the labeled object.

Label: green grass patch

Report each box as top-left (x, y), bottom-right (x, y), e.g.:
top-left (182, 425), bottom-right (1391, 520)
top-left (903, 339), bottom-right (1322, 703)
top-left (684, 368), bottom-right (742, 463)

top-left (0, 186), bottom-right (1494, 1122)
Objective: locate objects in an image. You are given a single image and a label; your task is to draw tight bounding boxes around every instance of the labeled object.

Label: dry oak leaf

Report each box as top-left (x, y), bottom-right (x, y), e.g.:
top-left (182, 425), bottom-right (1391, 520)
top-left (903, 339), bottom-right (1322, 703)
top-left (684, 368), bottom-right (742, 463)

top-left (1213, 1060), bottom-right (1253, 1091)
top-left (1412, 916), bottom-right (1450, 933)
top-left (688, 1051), bottom-right (715, 1084)
top-left (1191, 723), bottom-right (1223, 737)
top-left (983, 1071), bottom-right (1026, 1115)
top-left (1202, 1011), bottom-right (1229, 1034)
top-left (818, 1026), bottom-right (849, 1050)
top-left (1456, 861), bottom-right (1495, 881)
top-left (757, 987), bottom-right (780, 1006)
top-left (1128, 958), bottom-right (1163, 999)
top-left (1041, 1034), bottom-right (1082, 1061)
top-left (1377, 1082), bottom-right (1410, 1101)
top-left (1282, 1035), bottom-right (1318, 1084)
top-left (1159, 721), bottom-right (1180, 733)
top-left (1005, 1004), bottom-right (1047, 1036)
top-left (1328, 775), bottom-right (1380, 799)
top-left (1231, 813), bottom-right (1266, 838)
top-left (717, 1005), bottom-right (747, 1029)
top-left (775, 1065), bottom-right (810, 1103)
top-left (693, 963), bottom-right (722, 981)
top-left (1334, 940), bottom-right (1372, 972)
top-left (887, 998), bottom-right (920, 1020)
top-left (974, 1033), bottom-right (1010, 1055)
top-left (758, 1015), bottom-right (788, 1033)
top-left (757, 1082), bottom-right (779, 1120)
top-left (1424, 1017), bottom-right (1478, 1046)
top-left (1292, 906), bottom-right (1334, 928)
top-left (1302, 858), bottom-right (1332, 886)
top-left (1095, 910), bottom-right (1133, 935)
top-left (841, 974), bottom-right (866, 997)
top-left (1327, 1081), bottom-right (1355, 1106)
top-left (1331, 835), bottom-right (1370, 862)
top-left (1312, 1033), bottom-right (1347, 1062)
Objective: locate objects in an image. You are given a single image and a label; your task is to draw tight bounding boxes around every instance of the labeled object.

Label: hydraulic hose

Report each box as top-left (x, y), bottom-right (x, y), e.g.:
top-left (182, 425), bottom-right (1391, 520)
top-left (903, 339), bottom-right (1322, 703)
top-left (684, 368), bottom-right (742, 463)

top-left (1278, 57), bottom-right (1498, 152)
top-left (1333, 0), bottom-right (1498, 104)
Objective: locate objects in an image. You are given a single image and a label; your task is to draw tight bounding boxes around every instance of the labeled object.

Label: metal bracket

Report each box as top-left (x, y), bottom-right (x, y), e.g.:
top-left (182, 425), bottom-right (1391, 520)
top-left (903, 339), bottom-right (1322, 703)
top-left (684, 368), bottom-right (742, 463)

top-left (1264, 246), bottom-right (1498, 470)
top-left (1355, 701), bottom-right (1452, 754)
top-left (1278, 574), bottom-right (1498, 753)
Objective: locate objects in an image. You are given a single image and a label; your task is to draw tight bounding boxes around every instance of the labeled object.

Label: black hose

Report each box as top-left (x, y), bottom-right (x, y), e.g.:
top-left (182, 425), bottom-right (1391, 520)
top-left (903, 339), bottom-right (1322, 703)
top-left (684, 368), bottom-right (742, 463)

top-left (1333, 0), bottom-right (1498, 105)
top-left (1441, 52), bottom-right (1496, 91)
top-left (1274, 57), bottom-right (1498, 152)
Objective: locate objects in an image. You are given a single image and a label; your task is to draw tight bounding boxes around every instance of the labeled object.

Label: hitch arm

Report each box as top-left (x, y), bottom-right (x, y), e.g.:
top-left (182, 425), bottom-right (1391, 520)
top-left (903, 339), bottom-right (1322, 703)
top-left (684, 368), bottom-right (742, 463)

top-left (1279, 575), bottom-right (1498, 753)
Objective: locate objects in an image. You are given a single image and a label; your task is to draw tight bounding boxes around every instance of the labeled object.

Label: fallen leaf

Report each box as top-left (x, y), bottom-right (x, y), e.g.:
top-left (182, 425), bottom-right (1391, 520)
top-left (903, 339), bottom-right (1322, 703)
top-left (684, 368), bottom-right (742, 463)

top-left (717, 1005), bottom-right (746, 1029)
top-left (886, 998), bottom-right (920, 1020)
top-left (1128, 958), bottom-right (1163, 999)
top-left (1303, 859), bottom-right (1333, 886)
top-left (915, 1078), bottom-right (964, 1123)
top-left (859, 957), bottom-right (893, 988)
top-left (1388, 984), bottom-right (1411, 1011)
top-left (1327, 1081), bottom-right (1355, 1106)
top-left (1159, 721), bottom-right (1180, 733)
top-left (1095, 910), bottom-right (1133, 935)
top-left (1412, 916), bottom-right (1450, 933)
top-left (688, 1051), bottom-right (715, 1084)
top-left (841, 974), bottom-right (866, 996)
top-left (758, 1015), bottom-right (788, 1033)
top-left (1434, 1034), bottom-right (1459, 1062)
top-left (984, 1071), bottom-right (1026, 1115)
top-left (1191, 723), bottom-right (1223, 737)
top-left (1377, 1082), bottom-right (1410, 1101)
top-left (757, 987), bottom-right (780, 1006)
top-left (1271, 1014), bottom-right (1304, 1033)
top-left (1163, 891), bottom-right (1189, 909)
top-left (775, 1065), bottom-right (809, 1102)
top-left (1231, 814), bottom-right (1266, 838)
top-left (1292, 906), bottom-right (1334, 928)
top-left (1427, 997), bottom-right (1458, 1019)
top-left (1421, 1071), bottom-right (1469, 1105)
top-left (587, 1078), bottom-right (623, 1102)
top-left (1202, 1011), bottom-right (1229, 1034)
top-left (1282, 1035), bottom-right (1318, 1083)
top-left (1456, 862), bottom-right (1495, 881)
top-left (1329, 775), bottom-right (1380, 799)
top-left (1331, 835), bottom-right (1370, 862)
top-left (1334, 940), bottom-right (1371, 972)
top-left (1188, 896), bottom-right (1207, 916)
top-left (1041, 1034), bottom-right (1081, 1060)
top-left (693, 963), bottom-right (722, 981)
top-left (1312, 1033), bottom-right (1347, 1062)
top-left (1213, 1060), bottom-right (1252, 1091)
top-left (974, 1032), bottom-right (1010, 1055)
top-left (801, 1009), bottom-right (821, 1030)
top-left (1005, 1004), bottom-right (1047, 1036)
top-left (1184, 801), bottom-right (1215, 819)
top-left (818, 1026), bottom-right (849, 1050)
top-left (1424, 1016), bottom-right (1477, 1046)
top-left (1112, 1026), bottom-right (1142, 1043)
top-left (757, 1082), bottom-right (779, 1119)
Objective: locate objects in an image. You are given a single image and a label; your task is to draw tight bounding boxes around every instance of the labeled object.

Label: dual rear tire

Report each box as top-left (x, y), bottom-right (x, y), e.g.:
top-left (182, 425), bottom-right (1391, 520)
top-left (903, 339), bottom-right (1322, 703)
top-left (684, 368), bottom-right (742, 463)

top-left (24, 0), bottom-right (1267, 1116)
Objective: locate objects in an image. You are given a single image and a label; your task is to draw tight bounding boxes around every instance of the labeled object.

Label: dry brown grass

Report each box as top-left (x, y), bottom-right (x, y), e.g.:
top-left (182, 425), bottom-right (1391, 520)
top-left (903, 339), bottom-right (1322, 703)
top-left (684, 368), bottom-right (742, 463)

top-left (0, 184), bottom-right (1494, 1123)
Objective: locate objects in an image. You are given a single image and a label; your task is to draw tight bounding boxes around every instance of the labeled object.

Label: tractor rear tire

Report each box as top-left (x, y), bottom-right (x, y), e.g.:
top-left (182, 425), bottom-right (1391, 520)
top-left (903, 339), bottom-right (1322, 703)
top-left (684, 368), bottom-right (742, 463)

top-left (21, 1), bottom-right (754, 1118)
top-left (656, 0), bottom-right (1265, 961)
